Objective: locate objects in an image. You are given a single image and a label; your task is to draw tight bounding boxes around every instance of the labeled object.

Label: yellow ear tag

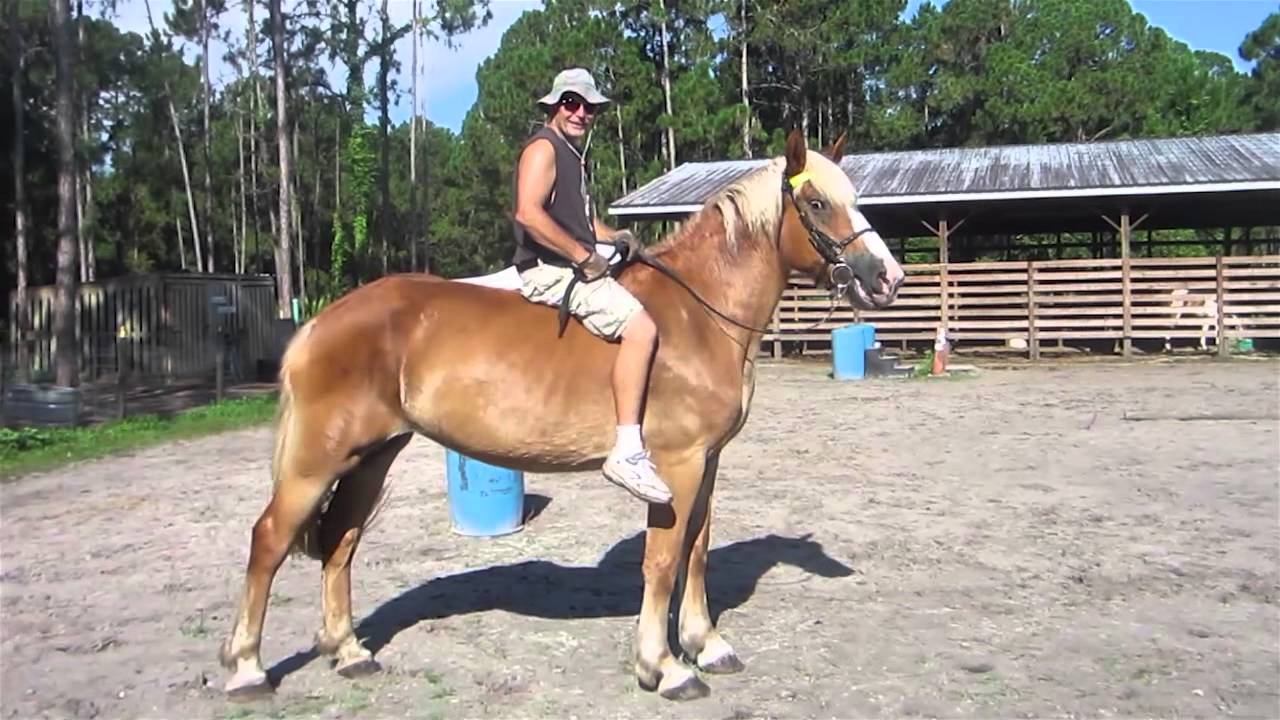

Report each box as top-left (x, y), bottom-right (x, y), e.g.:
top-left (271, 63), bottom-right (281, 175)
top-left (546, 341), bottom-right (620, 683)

top-left (788, 171), bottom-right (813, 189)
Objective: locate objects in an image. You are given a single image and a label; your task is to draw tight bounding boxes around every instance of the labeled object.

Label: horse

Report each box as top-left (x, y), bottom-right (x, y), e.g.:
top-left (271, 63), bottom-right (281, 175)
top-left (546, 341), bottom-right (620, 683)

top-left (1165, 285), bottom-right (1229, 352)
top-left (217, 129), bottom-right (905, 702)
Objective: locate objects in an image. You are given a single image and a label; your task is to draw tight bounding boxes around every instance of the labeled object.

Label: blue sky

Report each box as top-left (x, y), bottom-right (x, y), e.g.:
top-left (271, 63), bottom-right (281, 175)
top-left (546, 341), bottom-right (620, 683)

top-left (108, 0), bottom-right (1274, 134)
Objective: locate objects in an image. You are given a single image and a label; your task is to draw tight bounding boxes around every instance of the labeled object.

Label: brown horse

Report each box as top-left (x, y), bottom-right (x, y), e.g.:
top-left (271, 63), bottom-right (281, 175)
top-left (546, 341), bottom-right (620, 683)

top-left (218, 129), bottom-right (904, 702)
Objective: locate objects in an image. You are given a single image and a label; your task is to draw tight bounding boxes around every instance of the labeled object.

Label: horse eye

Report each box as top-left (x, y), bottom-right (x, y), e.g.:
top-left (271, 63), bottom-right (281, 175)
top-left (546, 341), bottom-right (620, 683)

top-left (808, 198), bottom-right (826, 211)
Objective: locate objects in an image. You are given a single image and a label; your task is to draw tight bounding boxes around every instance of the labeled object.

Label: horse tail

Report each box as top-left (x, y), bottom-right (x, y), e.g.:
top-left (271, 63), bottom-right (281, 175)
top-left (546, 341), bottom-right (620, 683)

top-left (270, 333), bottom-right (328, 561)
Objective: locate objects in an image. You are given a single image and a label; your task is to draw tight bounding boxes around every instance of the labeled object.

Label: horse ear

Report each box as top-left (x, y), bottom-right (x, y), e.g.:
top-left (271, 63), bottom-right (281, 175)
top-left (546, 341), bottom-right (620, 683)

top-left (784, 128), bottom-right (807, 178)
top-left (824, 131), bottom-right (846, 161)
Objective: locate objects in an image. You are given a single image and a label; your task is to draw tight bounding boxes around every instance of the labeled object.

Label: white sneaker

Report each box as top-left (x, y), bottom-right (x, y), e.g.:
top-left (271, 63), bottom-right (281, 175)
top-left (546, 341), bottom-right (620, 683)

top-left (603, 450), bottom-right (673, 504)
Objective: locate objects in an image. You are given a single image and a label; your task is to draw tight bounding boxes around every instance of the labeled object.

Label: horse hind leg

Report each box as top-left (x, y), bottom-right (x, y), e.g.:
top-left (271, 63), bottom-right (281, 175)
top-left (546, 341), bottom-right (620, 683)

top-left (219, 389), bottom-right (397, 700)
top-left (314, 432), bottom-right (412, 678)
top-left (219, 425), bottom-right (353, 698)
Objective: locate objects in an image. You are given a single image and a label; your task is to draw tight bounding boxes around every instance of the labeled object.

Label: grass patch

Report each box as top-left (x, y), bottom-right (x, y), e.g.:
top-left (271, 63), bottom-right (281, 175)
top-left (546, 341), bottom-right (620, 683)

top-left (338, 686), bottom-right (373, 714)
top-left (0, 393), bottom-right (279, 480)
top-left (179, 610), bottom-right (212, 639)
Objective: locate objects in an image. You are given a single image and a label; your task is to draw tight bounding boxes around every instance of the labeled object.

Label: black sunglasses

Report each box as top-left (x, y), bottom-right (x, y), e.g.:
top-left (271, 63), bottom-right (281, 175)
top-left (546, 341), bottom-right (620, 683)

top-left (560, 96), bottom-right (600, 116)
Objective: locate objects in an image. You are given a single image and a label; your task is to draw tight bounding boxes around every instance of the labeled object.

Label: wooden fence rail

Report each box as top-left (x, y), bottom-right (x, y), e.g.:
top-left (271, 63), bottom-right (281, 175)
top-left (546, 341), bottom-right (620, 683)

top-left (765, 255), bottom-right (1280, 357)
top-left (7, 273), bottom-right (288, 384)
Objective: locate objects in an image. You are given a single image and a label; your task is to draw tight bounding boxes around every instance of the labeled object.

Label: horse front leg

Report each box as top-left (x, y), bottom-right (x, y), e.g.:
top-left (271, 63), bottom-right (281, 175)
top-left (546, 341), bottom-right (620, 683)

top-left (677, 450), bottom-right (743, 674)
top-left (635, 449), bottom-right (710, 700)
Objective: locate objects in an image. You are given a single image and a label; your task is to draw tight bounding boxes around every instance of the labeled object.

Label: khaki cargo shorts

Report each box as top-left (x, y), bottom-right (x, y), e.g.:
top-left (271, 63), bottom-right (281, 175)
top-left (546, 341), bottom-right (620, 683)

top-left (519, 262), bottom-right (643, 341)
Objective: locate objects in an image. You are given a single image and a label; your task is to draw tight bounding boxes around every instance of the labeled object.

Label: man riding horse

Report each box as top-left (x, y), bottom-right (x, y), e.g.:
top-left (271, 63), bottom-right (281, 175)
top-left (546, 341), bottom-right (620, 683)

top-left (217, 59), bottom-right (905, 701)
top-left (511, 68), bottom-right (672, 506)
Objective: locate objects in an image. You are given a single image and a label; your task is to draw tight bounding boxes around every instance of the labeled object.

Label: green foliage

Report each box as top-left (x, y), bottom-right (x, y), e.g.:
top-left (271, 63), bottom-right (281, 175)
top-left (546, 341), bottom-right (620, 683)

top-left (1, 0), bottom-right (1272, 303)
top-left (1239, 11), bottom-right (1280, 129)
top-left (0, 394), bottom-right (279, 479)
top-left (0, 427), bottom-right (59, 453)
top-left (331, 209), bottom-right (351, 290)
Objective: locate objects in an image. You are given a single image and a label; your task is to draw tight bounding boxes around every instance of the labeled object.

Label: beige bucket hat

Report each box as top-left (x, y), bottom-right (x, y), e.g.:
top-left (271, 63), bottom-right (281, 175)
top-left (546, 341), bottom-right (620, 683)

top-left (536, 67), bottom-right (611, 108)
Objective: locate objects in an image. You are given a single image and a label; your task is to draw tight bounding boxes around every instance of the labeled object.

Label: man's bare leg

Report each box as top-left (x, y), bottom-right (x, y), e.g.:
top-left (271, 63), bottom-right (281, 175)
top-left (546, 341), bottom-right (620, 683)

top-left (604, 309), bottom-right (673, 504)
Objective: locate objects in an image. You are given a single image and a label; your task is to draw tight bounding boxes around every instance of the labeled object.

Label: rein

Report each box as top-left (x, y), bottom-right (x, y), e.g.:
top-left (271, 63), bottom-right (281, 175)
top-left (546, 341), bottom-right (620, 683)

top-left (591, 170), bottom-right (868, 338)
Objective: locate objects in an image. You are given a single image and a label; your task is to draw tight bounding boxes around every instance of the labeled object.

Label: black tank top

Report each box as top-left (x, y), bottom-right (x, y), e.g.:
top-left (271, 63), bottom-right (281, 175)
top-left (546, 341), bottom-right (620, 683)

top-left (511, 126), bottom-right (596, 267)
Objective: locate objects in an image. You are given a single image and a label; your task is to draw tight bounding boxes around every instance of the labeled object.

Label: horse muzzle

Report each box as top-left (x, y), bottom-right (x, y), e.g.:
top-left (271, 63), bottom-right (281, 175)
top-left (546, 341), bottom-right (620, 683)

top-left (840, 252), bottom-right (902, 310)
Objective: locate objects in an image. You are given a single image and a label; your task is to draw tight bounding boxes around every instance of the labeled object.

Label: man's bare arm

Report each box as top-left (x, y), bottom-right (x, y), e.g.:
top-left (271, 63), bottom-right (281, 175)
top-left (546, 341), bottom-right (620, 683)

top-left (593, 217), bottom-right (618, 240)
top-left (513, 139), bottom-right (593, 265)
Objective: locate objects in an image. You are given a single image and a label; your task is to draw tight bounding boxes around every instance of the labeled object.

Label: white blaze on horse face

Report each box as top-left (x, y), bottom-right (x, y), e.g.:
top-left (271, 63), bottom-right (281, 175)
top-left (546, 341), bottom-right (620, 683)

top-left (851, 209), bottom-right (904, 297)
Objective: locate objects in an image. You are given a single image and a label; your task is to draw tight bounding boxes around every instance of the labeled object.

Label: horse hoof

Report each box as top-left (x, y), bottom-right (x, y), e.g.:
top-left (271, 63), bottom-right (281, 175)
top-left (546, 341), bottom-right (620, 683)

top-left (336, 657), bottom-right (382, 679)
top-left (637, 675), bottom-right (658, 692)
top-left (224, 672), bottom-right (273, 702)
top-left (699, 652), bottom-right (745, 675)
top-left (658, 673), bottom-right (711, 701)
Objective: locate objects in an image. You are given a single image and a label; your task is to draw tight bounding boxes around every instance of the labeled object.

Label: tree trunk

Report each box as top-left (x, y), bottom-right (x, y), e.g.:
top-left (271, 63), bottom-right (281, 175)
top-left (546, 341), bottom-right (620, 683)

top-left (82, 160), bottom-right (95, 279)
top-left (202, 0), bottom-right (215, 272)
top-left (168, 92), bottom-right (203, 272)
top-left (801, 94), bottom-right (810, 142)
top-left (292, 116), bottom-right (304, 301)
top-left (657, 0), bottom-right (675, 171)
top-left (76, 145), bottom-right (86, 281)
top-left (247, 0), bottom-right (262, 273)
top-left (76, 0), bottom-right (94, 282)
top-left (229, 183), bottom-right (240, 272)
top-left (51, 0), bottom-right (80, 386)
top-left (377, 0), bottom-right (391, 275)
top-left (270, 0), bottom-right (294, 318)
top-left (237, 109), bottom-right (247, 273)
top-left (177, 213), bottom-right (188, 270)
top-left (409, 0), bottom-right (418, 272)
top-left (816, 97), bottom-right (823, 147)
top-left (740, 0), bottom-right (750, 158)
top-left (145, 0), bottom-right (203, 272)
top-left (847, 76), bottom-right (854, 135)
top-left (615, 105), bottom-right (628, 195)
top-left (825, 91), bottom-right (833, 147)
top-left (11, 0), bottom-right (31, 381)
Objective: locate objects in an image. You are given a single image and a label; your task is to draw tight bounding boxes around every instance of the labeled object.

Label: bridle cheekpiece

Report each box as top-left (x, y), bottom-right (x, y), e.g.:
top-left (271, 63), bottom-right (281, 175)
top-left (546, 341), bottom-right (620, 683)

top-left (783, 170), bottom-right (873, 294)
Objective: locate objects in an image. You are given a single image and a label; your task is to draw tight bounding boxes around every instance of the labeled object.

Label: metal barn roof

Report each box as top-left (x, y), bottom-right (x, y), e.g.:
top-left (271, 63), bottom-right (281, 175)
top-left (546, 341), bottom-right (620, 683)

top-left (608, 132), bottom-right (1280, 235)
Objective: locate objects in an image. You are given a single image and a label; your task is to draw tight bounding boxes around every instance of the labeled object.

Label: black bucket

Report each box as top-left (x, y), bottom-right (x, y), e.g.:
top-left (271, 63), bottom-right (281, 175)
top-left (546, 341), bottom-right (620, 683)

top-left (2, 384), bottom-right (83, 427)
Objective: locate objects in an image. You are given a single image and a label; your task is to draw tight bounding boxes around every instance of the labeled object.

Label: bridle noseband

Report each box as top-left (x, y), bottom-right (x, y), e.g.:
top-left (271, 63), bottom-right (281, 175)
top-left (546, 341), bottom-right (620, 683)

top-left (782, 171), bottom-right (874, 293)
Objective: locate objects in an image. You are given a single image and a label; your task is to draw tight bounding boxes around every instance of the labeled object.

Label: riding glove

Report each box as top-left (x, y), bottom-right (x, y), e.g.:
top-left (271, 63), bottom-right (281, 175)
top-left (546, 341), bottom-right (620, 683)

top-left (575, 251), bottom-right (610, 282)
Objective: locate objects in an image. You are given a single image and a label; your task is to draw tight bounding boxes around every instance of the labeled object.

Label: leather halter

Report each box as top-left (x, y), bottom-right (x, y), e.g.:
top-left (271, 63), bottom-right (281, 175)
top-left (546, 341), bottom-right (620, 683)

top-left (782, 171), bottom-right (873, 291)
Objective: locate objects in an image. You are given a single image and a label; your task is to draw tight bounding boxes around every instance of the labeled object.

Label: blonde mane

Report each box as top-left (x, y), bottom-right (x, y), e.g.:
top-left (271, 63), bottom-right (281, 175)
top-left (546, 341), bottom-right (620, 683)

top-left (653, 151), bottom-right (857, 254)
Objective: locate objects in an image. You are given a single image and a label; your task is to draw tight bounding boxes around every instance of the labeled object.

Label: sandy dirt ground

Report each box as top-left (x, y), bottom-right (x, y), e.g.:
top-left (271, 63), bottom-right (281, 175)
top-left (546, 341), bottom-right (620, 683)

top-left (2, 358), bottom-right (1278, 720)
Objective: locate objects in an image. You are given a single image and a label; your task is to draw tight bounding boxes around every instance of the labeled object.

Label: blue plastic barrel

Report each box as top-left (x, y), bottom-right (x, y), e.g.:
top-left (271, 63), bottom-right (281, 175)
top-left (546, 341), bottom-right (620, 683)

top-left (831, 323), bottom-right (876, 380)
top-left (444, 449), bottom-right (525, 537)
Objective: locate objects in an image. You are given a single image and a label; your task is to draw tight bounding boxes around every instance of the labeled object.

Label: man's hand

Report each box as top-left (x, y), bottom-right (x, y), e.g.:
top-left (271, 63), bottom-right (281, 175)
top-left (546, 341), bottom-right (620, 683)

top-left (575, 251), bottom-right (610, 282)
top-left (611, 230), bottom-right (644, 261)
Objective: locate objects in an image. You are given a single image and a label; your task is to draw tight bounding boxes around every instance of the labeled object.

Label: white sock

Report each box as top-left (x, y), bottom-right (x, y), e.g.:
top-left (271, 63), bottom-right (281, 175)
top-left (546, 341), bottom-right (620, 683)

top-left (613, 424), bottom-right (644, 457)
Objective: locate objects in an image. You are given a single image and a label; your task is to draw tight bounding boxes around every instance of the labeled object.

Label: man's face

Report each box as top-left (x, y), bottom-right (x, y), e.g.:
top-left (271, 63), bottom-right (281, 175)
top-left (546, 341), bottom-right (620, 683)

top-left (552, 93), bottom-right (601, 140)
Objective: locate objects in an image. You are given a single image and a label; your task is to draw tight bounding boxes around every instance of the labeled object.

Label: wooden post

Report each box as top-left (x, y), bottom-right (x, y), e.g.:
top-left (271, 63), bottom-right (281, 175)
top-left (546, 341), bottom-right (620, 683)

top-left (922, 217), bottom-right (957, 334)
top-left (215, 340), bottom-right (225, 402)
top-left (1216, 255), bottom-right (1228, 358)
top-left (1120, 212), bottom-right (1132, 358)
top-left (939, 219), bottom-right (950, 332)
top-left (115, 337), bottom-right (127, 420)
top-left (1027, 259), bottom-right (1039, 362)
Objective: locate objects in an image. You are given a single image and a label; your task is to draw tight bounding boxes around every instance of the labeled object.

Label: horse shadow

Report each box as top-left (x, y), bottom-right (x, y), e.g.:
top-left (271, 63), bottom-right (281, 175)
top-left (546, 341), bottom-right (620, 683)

top-left (266, 531), bottom-right (853, 683)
